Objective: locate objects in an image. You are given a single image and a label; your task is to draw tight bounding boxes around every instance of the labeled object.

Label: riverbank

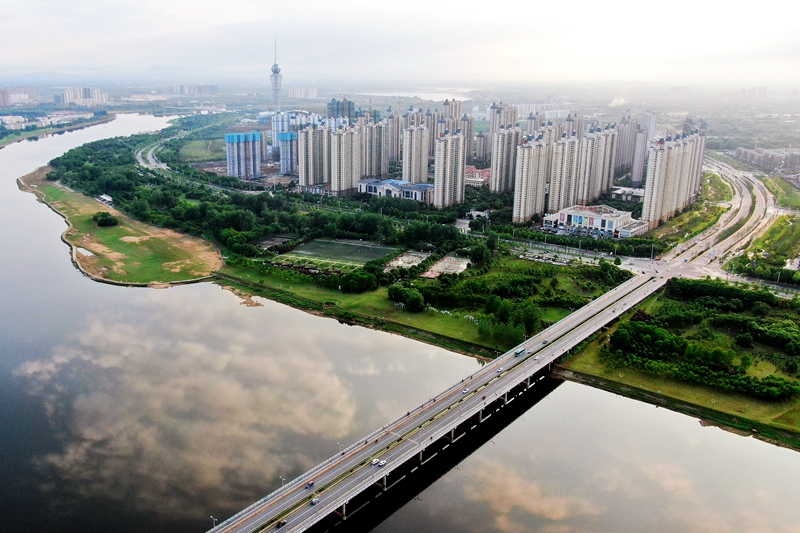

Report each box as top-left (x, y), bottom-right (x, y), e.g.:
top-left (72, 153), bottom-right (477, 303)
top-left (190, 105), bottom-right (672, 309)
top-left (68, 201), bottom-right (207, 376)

top-left (560, 301), bottom-right (800, 450)
top-left (213, 271), bottom-right (497, 360)
top-left (0, 114), bottom-right (116, 149)
top-left (17, 166), bottom-right (222, 286)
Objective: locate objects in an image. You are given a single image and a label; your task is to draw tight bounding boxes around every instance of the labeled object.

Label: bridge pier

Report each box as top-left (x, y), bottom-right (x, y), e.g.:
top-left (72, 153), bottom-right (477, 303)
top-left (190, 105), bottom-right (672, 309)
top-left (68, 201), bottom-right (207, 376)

top-left (334, 502), bottom-right (347, 520)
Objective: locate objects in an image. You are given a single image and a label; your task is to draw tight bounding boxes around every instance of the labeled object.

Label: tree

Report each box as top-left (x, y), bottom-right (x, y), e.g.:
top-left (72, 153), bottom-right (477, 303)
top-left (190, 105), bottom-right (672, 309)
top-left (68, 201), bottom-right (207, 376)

top-left (739, 354), bottom-right (753, 374)
top-left (614, 256), bottom-right (622, 266)
top-left (486, 231), bottom-right (499, 250)
top-left (751, 301), bottom-right (772, 317)
top-left (405, 289), bottom-right (425, 312)
top-left (92, 211), bottom-right (119, 227)
top-left (735, 332), bottom-right (754, 348)
top-left (340, 270), bottom-right (377, 293)
top-left (470, 243), bottom-right (492, 266)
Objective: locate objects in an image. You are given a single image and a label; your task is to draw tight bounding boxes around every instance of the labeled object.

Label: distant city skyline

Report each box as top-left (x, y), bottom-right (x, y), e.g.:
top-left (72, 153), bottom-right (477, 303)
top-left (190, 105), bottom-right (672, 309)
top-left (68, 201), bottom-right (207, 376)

top-left (2, 0), bottom-right (800, 87)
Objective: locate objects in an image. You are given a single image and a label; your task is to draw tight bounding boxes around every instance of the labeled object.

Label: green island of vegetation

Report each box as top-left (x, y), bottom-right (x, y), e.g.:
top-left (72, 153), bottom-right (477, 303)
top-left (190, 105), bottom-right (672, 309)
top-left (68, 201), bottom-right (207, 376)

top-left (563, 278), bottom-right (800, 449)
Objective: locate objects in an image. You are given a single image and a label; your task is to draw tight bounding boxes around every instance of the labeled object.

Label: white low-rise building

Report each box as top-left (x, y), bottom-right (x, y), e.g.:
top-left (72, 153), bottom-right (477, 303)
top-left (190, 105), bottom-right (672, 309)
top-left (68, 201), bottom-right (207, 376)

top-left (543, 204), bottom-right (649, 238)
top-left (610, 186), bottom-right (645, 203)
top-left (358, 178), bottom-right (434, 204)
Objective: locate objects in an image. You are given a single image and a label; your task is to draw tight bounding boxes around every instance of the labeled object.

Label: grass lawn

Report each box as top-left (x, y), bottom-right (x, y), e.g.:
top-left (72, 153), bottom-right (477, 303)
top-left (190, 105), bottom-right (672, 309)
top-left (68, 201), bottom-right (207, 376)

top-left (179, 139), bottom-right (227, 162)
top-left (19, 167), bottom-right (221, 284)
top-left (748, 216), bottom-right (800, 260)
top-left (703, 172), bottom-right (733, 202)
top-left (650, 201), bottom-right (727, 243)
top-left (763, 176), bottom-right (800, 210)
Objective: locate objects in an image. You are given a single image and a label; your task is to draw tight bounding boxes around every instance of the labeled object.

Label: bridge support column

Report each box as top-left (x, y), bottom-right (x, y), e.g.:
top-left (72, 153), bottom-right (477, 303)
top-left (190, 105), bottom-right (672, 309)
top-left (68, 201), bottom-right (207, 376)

top-left (526, 376), bottom-right (531, 388)
top-left (334, 502), bottom-right (347, 520)
top-left (502, 392), bottom-right (508, 405)
top-left (445, 429), bottom-right (454, 443)
top-left (478, 408), bottom-right (484, 423)
top-left (374, 476), bottom-right (388, 492)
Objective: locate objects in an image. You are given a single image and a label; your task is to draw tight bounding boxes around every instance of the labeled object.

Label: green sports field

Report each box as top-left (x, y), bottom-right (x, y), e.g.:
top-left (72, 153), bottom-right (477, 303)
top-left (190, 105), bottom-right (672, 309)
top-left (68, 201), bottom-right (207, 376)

top-left (289, 239), bottom-right (396, 263)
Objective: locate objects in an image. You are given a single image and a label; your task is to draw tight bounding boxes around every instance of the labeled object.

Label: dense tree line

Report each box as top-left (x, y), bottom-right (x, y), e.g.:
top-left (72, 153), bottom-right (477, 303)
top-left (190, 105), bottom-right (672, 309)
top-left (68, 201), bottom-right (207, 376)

top-left (605, 320), bottom-right (800, 401)
top-left (665, 278), bottom-right (779, 308)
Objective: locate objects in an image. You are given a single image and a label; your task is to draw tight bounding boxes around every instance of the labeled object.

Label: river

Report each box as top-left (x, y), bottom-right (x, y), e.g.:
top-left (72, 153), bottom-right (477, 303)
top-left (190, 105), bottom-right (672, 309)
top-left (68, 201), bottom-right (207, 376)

top-left (1, 115), bottom-right (799, 532)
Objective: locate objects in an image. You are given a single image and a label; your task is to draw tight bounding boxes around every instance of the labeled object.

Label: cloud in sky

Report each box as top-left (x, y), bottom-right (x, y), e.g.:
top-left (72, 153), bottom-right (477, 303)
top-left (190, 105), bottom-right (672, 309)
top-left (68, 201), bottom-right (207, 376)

top-left (3, 0), bottom-right (800, 85)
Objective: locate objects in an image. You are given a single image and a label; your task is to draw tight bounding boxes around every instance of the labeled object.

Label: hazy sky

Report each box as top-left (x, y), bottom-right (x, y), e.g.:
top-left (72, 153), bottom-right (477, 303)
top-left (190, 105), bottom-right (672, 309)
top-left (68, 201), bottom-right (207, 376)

top-left (3, 0), bottom-right (800, 86)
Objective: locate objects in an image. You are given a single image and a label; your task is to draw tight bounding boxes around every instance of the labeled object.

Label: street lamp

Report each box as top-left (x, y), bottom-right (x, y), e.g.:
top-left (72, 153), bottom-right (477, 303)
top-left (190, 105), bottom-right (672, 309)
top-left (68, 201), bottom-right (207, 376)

top-left (211, 516), bottom-right (217, 529)
top-left (338, 442), bottom-right (343, 453)
top-left (279, 475), bottom-right (286, 489)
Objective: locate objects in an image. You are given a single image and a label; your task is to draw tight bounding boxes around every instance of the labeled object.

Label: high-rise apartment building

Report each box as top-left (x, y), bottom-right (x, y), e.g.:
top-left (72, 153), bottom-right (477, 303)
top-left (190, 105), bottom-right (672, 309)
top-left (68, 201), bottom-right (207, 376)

top-left (489, 124), bottom-right (523, 192)
top-left (226, 132), bottom-right (262, 179)
top-left (402, 123), bottom-right (430, 184)
top-left (488, 102), bottom-right (518, 136)
top-left (330, 126), bottom-right (362, 195)
top-left (386, 111), bottom-right (402, 162)
top-left (487, 102), bottom-right (518, 159)
top-left (512, 136), bottom-right (548, 223)
top-left (361, 122), bottom-right (388, 179)
top-left (595, 125), bottom-right (617, 193)
top-left (641, 131), bottom-right (706, 229)
top-left (548, 134), bottom-right (580, 212)
top-left (441, 99), bottom-right (463, 120)
top-left (460, 114), bottom-right (474, 163)
top-left (298, 126), bottom-right (330, 187)
top-left (476, 131), bottom-right (488, 161)
top-left (54, 87), bottom-right (108, 106)
top-left (169, 85), bottom-right (218, 95)
top-left (639, 111), bottom-right (657, 144)
top-left (630, 125), bottom-right (648, 186)
top-left (561, 114), bottom-right (585, 139)
top-left (433, 131), bottom-right (466, 208)
top-left (278, 131), bottom-right (298, 175)
top-left (615, 112), bottom-right (637, 173)
top-left (327, 98), bottom-right (356, 121)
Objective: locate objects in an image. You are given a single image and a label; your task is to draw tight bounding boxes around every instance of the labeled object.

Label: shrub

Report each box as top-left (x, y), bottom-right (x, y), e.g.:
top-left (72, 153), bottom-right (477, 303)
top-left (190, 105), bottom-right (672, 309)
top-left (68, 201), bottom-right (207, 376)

top-left (92, 211), bottom-right (119, 227)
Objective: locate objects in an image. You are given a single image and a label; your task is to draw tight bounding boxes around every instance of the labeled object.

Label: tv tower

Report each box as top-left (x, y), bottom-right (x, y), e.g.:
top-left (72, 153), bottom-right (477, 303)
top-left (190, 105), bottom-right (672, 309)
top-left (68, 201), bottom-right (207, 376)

top-left (270, 39), bottom-right (282, 112)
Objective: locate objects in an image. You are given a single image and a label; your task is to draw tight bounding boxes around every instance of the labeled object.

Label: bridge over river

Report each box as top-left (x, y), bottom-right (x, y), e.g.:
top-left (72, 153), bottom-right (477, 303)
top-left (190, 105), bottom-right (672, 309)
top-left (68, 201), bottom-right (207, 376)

top-left (209, 270), bottom-right (669, 533)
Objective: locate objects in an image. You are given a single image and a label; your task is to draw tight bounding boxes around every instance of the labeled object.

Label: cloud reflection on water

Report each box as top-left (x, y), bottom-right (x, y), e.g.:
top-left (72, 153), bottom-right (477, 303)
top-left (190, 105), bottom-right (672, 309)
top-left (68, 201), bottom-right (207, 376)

top-left (462, 457), bottom-right (601, 531)
top-left (14, 288), bottom-right (359, 517)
